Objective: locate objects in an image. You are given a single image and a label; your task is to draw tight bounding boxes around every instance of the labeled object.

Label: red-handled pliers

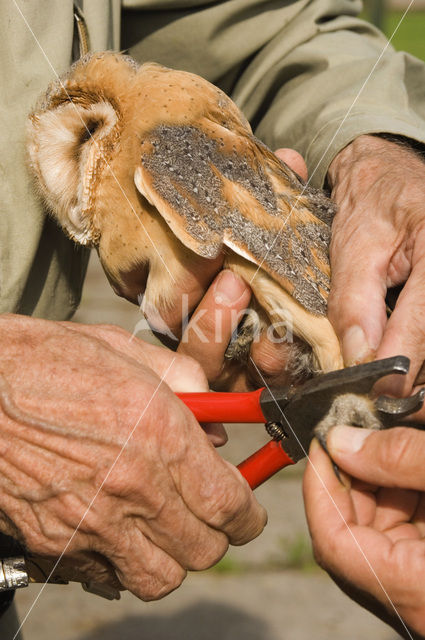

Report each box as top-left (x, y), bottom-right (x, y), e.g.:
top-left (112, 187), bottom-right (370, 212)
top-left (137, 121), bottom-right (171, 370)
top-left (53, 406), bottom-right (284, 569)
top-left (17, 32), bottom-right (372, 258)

top-left (177, 356), bottom-right (425, 489)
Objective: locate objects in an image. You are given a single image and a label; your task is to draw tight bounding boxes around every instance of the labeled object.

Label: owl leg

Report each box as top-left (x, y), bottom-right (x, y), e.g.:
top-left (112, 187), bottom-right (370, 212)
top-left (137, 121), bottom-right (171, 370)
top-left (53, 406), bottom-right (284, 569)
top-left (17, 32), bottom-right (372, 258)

top-left (314, 393), bottom-right (382, 452)
top-left (226, 258), bottom-right (343, 373)
top-left (224, 308), bottom-right (262, 362)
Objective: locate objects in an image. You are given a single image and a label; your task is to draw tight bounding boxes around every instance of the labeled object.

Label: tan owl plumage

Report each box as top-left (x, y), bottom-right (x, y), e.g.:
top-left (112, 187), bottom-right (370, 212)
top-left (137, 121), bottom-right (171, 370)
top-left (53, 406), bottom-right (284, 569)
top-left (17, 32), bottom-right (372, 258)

top-left (27, 51), bottom-right (343, 384)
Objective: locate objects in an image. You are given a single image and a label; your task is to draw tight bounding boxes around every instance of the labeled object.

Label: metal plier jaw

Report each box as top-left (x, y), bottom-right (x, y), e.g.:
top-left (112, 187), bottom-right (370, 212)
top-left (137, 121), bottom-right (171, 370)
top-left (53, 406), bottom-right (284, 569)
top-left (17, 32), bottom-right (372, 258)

top-left (260, 355), bottom-right (425, 464)
top-left (177, 356), bottom-right (425, 489)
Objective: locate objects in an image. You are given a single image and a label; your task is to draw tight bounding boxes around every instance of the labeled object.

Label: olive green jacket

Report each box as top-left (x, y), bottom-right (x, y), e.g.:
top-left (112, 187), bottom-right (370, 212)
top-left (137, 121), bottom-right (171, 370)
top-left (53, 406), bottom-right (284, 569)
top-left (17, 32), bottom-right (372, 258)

top-left (1, 0), bottom-right (425, 320)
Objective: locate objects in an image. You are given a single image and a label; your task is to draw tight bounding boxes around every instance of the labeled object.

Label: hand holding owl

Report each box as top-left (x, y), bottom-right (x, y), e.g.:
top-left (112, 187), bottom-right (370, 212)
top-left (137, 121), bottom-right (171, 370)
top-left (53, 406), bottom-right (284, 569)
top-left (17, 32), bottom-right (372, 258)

top-left (327, 134), bottom-right (425, 400)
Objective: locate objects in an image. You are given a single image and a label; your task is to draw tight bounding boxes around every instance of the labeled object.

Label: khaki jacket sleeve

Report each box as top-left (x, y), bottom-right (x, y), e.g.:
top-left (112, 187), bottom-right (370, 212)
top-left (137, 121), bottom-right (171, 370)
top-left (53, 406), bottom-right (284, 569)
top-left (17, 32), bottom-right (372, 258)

top-left (123, 0), bottom-right (425, 187)
top-left (240, 1), bottom-right (425, 186)
top-left (0, 0), bottom-right (119, 318)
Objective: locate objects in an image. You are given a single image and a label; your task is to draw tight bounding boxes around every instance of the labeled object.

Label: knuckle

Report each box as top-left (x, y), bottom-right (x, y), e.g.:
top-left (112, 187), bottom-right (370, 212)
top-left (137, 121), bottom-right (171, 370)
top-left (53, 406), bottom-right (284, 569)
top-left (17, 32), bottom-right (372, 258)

top-left (138, 565), bottom-right (186, 601)
top-left (177, 354), bottom-right (206, 380)
top-left (202, 477), bottom-right (249, 529)
top-left (232, 503), bottom-right (267, 545)
top-left (250, 340), bottom-right (294, 379)
top-left (186, 536), bottom-right (228, 571)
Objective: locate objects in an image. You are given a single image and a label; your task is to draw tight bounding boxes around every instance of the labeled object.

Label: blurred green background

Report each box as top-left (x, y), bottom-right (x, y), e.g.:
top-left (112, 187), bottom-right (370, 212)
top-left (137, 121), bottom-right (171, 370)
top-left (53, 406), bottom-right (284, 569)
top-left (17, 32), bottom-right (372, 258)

top-left (363, 0), bottom-right (425, 61)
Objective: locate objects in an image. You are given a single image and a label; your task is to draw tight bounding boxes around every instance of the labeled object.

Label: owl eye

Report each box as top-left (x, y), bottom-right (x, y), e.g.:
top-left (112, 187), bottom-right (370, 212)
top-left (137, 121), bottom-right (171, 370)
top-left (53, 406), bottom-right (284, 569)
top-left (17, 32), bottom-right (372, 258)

top-left (79, 119), bottom-right (101, 144)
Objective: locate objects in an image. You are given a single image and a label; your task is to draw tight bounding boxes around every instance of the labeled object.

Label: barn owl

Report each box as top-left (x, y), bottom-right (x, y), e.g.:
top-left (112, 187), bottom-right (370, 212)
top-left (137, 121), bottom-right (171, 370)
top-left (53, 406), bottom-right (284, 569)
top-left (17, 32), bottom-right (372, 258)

top-left (27, 51), bottom-right (344, 388)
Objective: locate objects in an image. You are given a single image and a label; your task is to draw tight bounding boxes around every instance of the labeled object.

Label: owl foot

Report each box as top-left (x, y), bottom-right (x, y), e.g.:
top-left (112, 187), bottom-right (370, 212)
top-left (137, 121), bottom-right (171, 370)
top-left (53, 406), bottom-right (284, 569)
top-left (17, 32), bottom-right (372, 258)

top-left (313, 392), bottom-right (382, 460)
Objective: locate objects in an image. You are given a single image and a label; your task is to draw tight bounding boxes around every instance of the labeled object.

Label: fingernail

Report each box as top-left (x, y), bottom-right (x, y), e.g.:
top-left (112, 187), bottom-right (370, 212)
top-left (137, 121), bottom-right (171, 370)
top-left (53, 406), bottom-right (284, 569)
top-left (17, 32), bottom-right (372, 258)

top-left (201, 422), bottom-right (228, 447)
top-left (327, 425), bottom-right (372, 455)
top-left (309, 437), bottom-right (321, 453)
top-left (213, 270), bottom-right (249, 306)
top-left (342, 325), bottom-right (373, 366)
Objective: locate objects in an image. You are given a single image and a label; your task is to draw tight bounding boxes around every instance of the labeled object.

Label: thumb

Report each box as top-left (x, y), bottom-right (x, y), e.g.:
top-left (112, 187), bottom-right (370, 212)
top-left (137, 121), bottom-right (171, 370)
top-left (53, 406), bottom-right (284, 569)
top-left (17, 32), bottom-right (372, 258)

top-left (178, 270), bottom-right (251, 382)
top-left (327, 425), bottom-right (425, 490)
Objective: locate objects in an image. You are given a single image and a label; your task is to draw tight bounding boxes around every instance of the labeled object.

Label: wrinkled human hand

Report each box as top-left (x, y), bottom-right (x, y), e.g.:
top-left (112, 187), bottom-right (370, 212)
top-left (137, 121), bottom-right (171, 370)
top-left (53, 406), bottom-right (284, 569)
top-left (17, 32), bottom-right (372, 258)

top-left (304, 427), bottom-right (425, 639)
top-left (0, 314), bottom-right (266, 600)
top-left (177, 148), bottom-right (309, 392)
top-left (327, 134), bottom-right (425, 398)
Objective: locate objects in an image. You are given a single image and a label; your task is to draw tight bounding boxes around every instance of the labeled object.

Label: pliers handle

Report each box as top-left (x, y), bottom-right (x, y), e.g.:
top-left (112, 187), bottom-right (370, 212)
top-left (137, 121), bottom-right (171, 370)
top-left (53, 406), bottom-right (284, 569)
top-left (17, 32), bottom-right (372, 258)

top-left (176, 388), bottom-right (293, 488)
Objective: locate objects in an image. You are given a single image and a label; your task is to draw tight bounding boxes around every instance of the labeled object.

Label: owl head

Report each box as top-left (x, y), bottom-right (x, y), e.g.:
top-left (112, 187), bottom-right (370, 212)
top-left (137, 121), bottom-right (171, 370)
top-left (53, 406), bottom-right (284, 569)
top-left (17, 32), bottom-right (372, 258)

top-left (27, 52), bottom-right (140, 246)
top-left (27, 52), bottom-right (230, 314)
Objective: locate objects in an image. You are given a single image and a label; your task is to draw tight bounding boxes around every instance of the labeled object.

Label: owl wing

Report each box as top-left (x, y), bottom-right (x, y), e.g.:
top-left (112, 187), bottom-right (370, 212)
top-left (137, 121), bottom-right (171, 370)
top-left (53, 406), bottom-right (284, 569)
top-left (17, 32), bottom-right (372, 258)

top-left (134, 118), bottom-right (331, 317)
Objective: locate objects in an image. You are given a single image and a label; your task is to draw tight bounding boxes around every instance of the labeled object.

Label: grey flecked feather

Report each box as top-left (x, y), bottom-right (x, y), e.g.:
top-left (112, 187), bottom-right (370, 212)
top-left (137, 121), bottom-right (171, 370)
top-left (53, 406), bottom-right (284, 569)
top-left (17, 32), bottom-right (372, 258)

top-left (141, 124), bottom-right (334, 316)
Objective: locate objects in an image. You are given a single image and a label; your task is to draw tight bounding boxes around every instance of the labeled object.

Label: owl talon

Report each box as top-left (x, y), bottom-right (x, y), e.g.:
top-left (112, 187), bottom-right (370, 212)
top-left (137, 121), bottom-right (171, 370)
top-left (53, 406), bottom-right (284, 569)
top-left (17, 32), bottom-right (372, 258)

top-left (332, 461), bottom-right (344, 484)
top-left (311, 430), bottom-right (344, 484)
top-left (314, 428), bottom-right (330, 455)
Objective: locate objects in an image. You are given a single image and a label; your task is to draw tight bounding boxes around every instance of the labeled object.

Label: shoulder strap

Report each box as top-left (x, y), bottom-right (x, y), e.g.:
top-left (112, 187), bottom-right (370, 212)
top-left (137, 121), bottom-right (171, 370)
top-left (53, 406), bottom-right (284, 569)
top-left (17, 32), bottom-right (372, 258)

top-left (73, 2), bottom-right (90, 60)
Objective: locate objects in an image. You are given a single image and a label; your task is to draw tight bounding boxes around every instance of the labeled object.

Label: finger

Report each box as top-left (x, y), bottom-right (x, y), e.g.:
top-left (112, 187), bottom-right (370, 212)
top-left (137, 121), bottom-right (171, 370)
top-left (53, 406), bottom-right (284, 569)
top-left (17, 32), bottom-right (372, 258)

top-left (99, 436), bottom-right (231, 588)
top-left (274, 148), bottom-right (308, 181)
top-left (63, 322), bottom-right (170, 373)
top-left (349, 480), bottom-right (376, 527)
top-left (327, 425), bottom-right (425, 491)
top-left (105, 526), bottom-right (187, 601)
top-left (303, 438), bottom-right (356, 539)
top-left (249, 330), bottom-right (299, 386)
top-left (144, 255), bottom-right (224, 341)
top-left (200, 422), bottom-right (228, 447)
top-left (328, 215), bottom-right (389, 366)
top-left (102, 330), bottom-right (229, 445)
top-left (303, 440), bottom-right (403, 612)
top-left (176, 440), bottom-right (267, 545)
top-left (178, 270), bottom-right (251, 382)
top-left (250, 331), bottom-right (288, 377)
top-left (65, 322), bottom-right (212, 395)
top-left (376, 254), bottom-right (425, 395)
top-left (130, 484), bottom-right (230, 571)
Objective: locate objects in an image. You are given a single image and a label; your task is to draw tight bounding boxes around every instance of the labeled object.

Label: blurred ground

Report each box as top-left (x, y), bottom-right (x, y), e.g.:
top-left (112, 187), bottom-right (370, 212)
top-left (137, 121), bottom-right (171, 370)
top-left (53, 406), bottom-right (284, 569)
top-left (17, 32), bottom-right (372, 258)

top-left (15, 253), bottom-right (401, 639)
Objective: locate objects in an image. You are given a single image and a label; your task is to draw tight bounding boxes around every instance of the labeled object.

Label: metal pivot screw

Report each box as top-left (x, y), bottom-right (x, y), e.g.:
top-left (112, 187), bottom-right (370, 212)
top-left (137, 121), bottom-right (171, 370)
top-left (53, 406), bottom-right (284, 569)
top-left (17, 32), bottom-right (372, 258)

top-left (0, 557), bottom-right (29, 592)
top-left (265, 421), bottom-right (287, 441)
